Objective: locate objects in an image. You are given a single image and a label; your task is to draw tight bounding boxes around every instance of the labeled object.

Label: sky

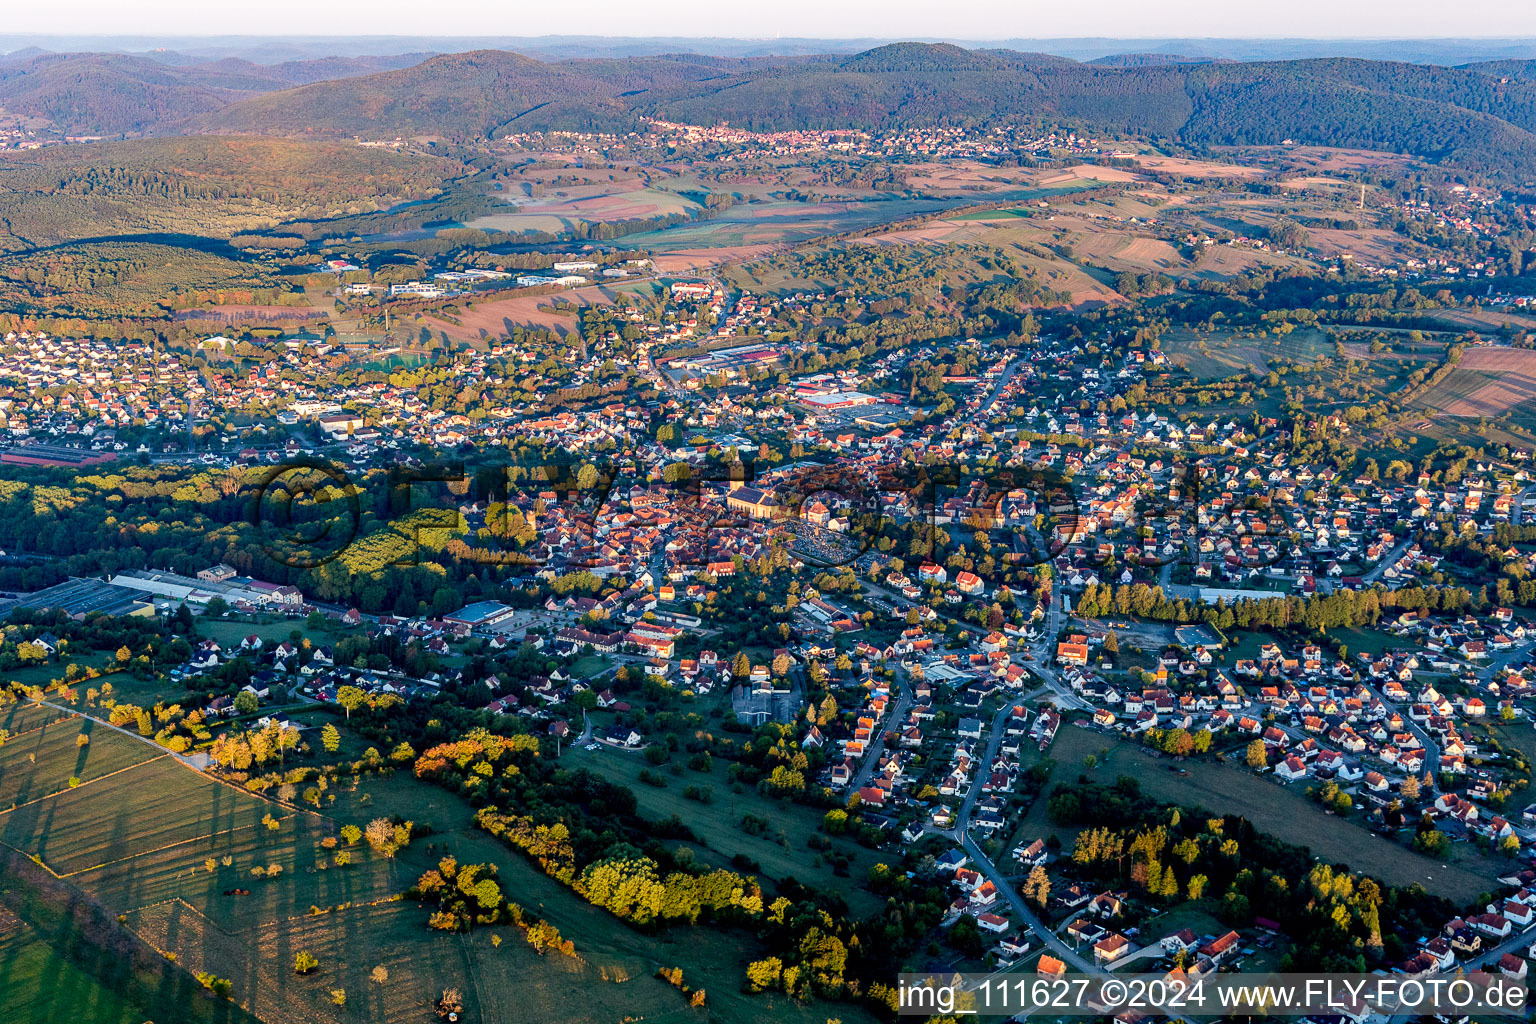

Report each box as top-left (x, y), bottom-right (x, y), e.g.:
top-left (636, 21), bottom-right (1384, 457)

top-left (9, 0), bottom-right (1536, 41)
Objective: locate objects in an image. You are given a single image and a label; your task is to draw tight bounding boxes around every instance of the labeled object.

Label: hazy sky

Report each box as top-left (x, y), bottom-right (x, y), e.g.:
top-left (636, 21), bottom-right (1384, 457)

top-left (10, 0), bottom-right (1536, 40)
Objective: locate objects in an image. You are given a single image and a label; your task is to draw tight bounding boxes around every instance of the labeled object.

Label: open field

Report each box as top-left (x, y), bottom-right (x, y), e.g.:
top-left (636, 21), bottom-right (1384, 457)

top-left (0, 713), bottom-right (159, 811)
top-left (0, 915), bottom-right (157, 1024)
top-left (1039, 165), bottom-right (1141, 184)
top-left (424, 281), bottom-right (662, 339)
top-left (0, 840), bottom-right (261, 1024)
top-left (1159, 326), bottom-right (1338, 379)
top-left (467, 187), bottom-right (700, 234)
top-left (0, 750), bottom-right (278, 876)
top-left (0, 701), bottom-right (71, 737)
top-left (1129, 156), bottom-right (1265, 178)
top-left (559, 744), bottom-right (886, 917)
top-left (651, 243), bottom-right (788, 273)
top-left (624, 197), bottom-right (961, 251)
top-left (1024, 725), bottom-right (1497, 903)
top-left (0, 711), bottom-right (876, 1024)
top-left (898, 160), bottom-right (1048, 194)
top-left (1411, 346), bottom-right (1536, 419)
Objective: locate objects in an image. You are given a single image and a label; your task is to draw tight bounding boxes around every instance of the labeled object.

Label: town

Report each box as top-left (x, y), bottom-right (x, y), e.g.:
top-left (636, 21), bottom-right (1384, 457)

top-left (3, 23), bottom-right (1536, 1024)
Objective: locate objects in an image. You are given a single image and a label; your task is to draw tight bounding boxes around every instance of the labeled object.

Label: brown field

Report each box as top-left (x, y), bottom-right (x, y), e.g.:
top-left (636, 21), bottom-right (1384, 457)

top-left (650, 244), bottom-right (787, 273)
top-left (426, 282), bottom-right (660, 339)
top-left (1221, 146), bottom-right (1415, 174)
top-left (1305, 227), bottom-right (1421, 265)
top-left (1422, 346), bottom-right (1536, 417)
top-left (850, 221), bottom-right (976, 245)
top-left (1422, 306), bottom-right (1536, 332)
top-left (514, 194), bottom-right (664, 219)
top-left (1039, 164), bottom-right (1141, 184)
top-left (1188, 241), bottom-right (1313, 278)
top-left (899, 160), bottom-right (1045, 193)
top-left (1130, 156), bottom-right (1264, 178)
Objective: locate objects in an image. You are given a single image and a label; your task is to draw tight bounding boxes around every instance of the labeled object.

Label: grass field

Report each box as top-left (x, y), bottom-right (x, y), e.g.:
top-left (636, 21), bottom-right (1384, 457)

top-left (1023, 724), bottom-right (1496, 904)
top-left (0, 701), bottom-right (71, 736)
top-left (1159, 326), bottom-right (1338, 380)
top-left (0, 749), bottom-right (278, 876)
top-left (944, 182), bottom-right (1112, 219)
top-left (0, 713), bottom-right (159, 811)
top-left (559, 744), bottom-right (886, 917)
top-left (625, 197), bottom-right (962, 251)
top-left (0, 925), bottom-right (145, 1024)
top-left (0, 848), bottom-right (260, 1024)
top-left (0, 710), bottom-right (878, 1024)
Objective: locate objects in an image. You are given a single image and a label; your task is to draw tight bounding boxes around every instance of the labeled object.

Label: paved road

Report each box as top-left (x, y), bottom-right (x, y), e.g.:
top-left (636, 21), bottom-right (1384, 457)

top-left (1511, 485), bottom-right (1536, 526)
top-left (978, 358), bottom-right (1023, 415)
top-left (942, 697), bottom-right (1102, 976)
top-left (1362, 537), bottom-right (1413, 584)
top-left (848, 668), bottom-right (912, 793)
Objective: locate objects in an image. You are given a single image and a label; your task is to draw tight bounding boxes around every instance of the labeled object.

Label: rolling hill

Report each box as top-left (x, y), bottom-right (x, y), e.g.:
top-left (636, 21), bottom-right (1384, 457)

top-left (0, 50), bottom-right (429, 135)
top-left (13, 43), bottom-right (1536, 179)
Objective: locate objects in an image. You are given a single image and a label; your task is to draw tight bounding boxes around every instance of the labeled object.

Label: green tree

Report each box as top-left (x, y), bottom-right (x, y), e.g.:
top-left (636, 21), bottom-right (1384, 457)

top-left (336, 685), bottom-right (367, 720)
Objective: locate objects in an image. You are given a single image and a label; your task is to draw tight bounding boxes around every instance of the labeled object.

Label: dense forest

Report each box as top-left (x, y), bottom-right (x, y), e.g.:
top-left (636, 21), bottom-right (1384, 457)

top-left (0, 138), bottom-right (466, 251)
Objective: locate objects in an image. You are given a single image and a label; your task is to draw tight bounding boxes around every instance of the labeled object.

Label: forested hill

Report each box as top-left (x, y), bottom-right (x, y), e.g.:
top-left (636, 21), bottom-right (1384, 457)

top-left (16, 41), bottom-right (1536, 178)
top-left (0, 50), bottom-right (428, 135)
top-left (188, 50), bottom-right (834, 138)
top-left (188, 43), bottom-right (1536, 177)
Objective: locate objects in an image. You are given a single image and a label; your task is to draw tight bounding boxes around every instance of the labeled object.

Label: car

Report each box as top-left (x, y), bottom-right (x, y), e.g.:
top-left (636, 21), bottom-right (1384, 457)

top-left (585, 743), bottom-right (600, 751)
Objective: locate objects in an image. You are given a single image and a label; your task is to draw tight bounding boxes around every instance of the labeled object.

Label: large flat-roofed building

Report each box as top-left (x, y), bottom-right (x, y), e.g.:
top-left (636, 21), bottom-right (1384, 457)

top-left (798, 391), bottom-right (879, 411)
top-left (1, 577), bottom-right (156, 620)
top-left (444, 601), bottom-right (516, 629)
top-left (108, 569), bottom-right (303, 609)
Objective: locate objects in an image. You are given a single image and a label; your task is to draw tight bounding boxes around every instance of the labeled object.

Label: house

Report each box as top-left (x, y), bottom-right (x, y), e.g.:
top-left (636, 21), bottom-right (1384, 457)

top-left (1014, 839), bottom-right (1048, 867)
top-left (1199, 930), bottom-right (1241, 964)
top-left (1161, 928), bottom-right (1199, 957)
top-left (976, 912), bottom-right (1010, 934)
top-left (1067, 918), bottom-right (1107, 945)
top-left (1094, 933), bottom-right (1133, 964)
top-left (997, 934), bottom-right (1032, 959)
top-left (1275, 755), bottom-right (1309, 782)
top-left (1037, 954), bottom-right (1067, 976)
top-left (1057, 641), bottom-right (1090, 666)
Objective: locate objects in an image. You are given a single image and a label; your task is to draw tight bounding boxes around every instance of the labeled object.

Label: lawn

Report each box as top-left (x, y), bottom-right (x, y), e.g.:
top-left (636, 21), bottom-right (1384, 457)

top-left (1024, 724), bottom-right (1496, 904)
top-left (199, 618), bottom-right (318, 650)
